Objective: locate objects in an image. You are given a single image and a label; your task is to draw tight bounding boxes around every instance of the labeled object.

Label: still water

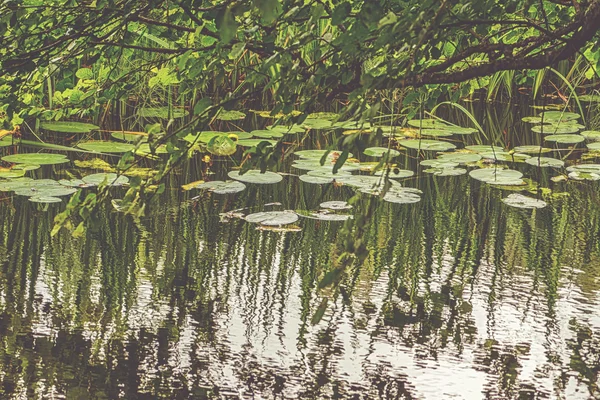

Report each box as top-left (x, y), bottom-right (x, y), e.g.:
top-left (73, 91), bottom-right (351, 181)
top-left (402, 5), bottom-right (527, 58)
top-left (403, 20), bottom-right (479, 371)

top-left (0, 100), bottom-right (599, 399)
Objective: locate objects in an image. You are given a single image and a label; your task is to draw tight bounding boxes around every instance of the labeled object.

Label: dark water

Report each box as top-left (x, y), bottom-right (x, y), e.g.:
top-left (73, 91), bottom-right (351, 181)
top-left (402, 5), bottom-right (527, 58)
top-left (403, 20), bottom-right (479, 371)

top-left (1, 100), bottom-right (600, 399)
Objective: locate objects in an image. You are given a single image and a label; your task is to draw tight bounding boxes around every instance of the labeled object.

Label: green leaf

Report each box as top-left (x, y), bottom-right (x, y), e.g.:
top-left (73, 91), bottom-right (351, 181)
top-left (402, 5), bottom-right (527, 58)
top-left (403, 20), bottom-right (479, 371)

top-left (218, 6), bottom-right (238, 44)
top-left (253, 0), bottom-right (281, 24)
top-left (75, 68), bottom-right (94, 80)
top-left (193, 98), bottom-right (212, 115)
top-left (332, 2), bottom-right (351, 25)
top-left (207, 135), bottom-right (237, 156)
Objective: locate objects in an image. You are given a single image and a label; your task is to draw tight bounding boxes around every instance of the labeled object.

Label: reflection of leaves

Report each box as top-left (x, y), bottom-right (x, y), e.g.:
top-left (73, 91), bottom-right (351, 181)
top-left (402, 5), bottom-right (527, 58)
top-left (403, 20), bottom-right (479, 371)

top-left (311, 298), bottom-right (328, 325)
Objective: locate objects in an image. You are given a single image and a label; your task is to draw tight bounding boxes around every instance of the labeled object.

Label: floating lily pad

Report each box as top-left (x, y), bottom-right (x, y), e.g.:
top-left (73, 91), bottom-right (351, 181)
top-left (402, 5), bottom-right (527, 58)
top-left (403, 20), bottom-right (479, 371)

top-left (294, 150), bottom-right (352, 159)
top-left (382, 187), bottom-right (423, 204)
top-left (581, 131), bottom-right (600, 141)
top-left (138, 107), bottom-right (186, 119)
top-left (424, 167), bottom-right (467, 176)
top-left (522, 116), bottom-right (543, 124)
top-left (373, 168), bottom-right (414, 178)
top-left (40, 121), bottom-right (100, 133)
top-left (296, 210), bottom-right (353, 221)
top-left (137, 143), bottom-right (169, 154)
top-left (266, 124), bottom-right (305, 134)
top-left (228, 170), bottom-right (283, 184)
top-left (525, 157), bottom-right (564, 168)
top-left (306, 168), bottom-right (354, 177)
top-left (320, 201), bottom-right (352, 210)
top-left (407, 119), bottom-right (451, 129)
top-left (502, 193), bottom-right (547, 209)
top-left (111, 132), bottom-right (148, 142)
top-left (587, 142), bottom-right (600, 151)
top-left (437, 152), bottom-right (482, 164)
top-left (195, 180), bottom-right (246, 194)
top-left (513, 146), bottom-right (553, 154)
top-left (532, 124), bottom-right (580, 134)
top-left (299, 174), bottom-right (334, 184)
top-left (14, 186), bottom-right (76, 197)
top-left (0, 135), bottom-right (14, 147)
top-left (444, 126), bottom-right (478, 135)
top-left (0, 169), bottom-right (26, 178)
top-left (566, 164), bottom-right (600, 173)
top-left (479, 151), bottom-right (530, 162)
top-left (2, 153), bottom-right (69, 165)
top-left (82, 173), bottom-right (129, 186)
top-left (77, 141), bottom-right (135, 153)
top-left (301, 119), bottom-right (334, 129)
top-left (307, 112), bottom-right (339, 120)
top-left (398, 139), bottom-right (456, 151)
top-left (420, 159), bottom-right (459, 168)
top-left (538, 111), bottom-right (580, 122)
top-left (236, 139), bottom-right (277, 147)
top-left (29, 196), bottom-right (62, 204)
top-left (544, 134), bottom-right (585, 144)
top-left (465, 145), bottom-right (504, 153)
top-left (245, 211), bottom-right (298, 226)
top-left (58, 179), bottom-right (94, 188)
top-left (337, 175), bottom-right (385, 189)
top-left (184, 131), bottom-right (252, 144)
top-left (207, 135), bottom-right (237, 156)
top-left (469, 168), bottom-right (524, 185)
top-left (417, 129), bottom-right (453, 137)
top-left (568, 171), bottom-right (600, 180)
top-left (12, 163), bottom-right (40, 172)
top-left (250, 130), bottom-right (284, 139)
top-left (364, 147), bottom-right (401, 158)
top-left (216, 110), bottom-right (245, 121)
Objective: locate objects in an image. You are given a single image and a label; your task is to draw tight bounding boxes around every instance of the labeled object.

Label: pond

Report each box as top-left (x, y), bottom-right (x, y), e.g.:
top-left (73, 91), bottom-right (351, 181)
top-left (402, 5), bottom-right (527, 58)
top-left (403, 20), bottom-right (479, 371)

top-left (1, 99), bottom-right (600, 399)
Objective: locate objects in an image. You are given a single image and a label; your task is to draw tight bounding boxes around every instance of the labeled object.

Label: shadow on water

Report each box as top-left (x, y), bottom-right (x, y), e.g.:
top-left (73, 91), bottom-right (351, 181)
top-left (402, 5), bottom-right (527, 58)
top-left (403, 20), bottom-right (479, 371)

top-left (1, 99), bottom-right (600, 399)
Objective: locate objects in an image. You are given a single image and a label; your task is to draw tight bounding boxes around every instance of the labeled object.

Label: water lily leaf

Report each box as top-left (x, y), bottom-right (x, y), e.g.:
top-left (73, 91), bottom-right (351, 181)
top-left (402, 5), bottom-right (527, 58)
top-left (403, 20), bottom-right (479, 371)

top-left (587, 142), bottom-right (600, 151)
top-left (299, 174), bottom-right (333, 184)
top-left (245, 211), bottom-right (298, 225)
top-left (77, 141), bottom-right (135, 153)
top-left (250, 130), bottom-right (284, 139)
top-left (382, 187), bottom-right (422, 204)
top-left (82, 173), bottom-right (129, 186)
top-left (420, 159), bottom-right (459, 168)
top-left (337, 175), bottom-right (385, 189)
top-left (14, 184), bottom-right (76, 197)
top-left (580, 94), bottom-right (600, 102)
top-left (301, 118), bottom-right (334, 129)
top-left (373, 168), bottom-right (414, 178)
top-left (568, 171), bottom-right (600, 180)
top-left (207, 135), bottom-right (237, 156)
top-left (444, 126), bottom-right (478, 135)
top-left (398, 139), bottom-right (456, 151)
top-left (538, 111), bottom-right (580, 122)
top-left (407, 119), bottom-right (451, 129)
top-left (74, 158), bottom-right (114, 171)
top-left (196, 180), bottom-right (246, 194)
top-left (307, 112), bottom-right (339, 120)
top-left (58, 179), bottom-right (94, 188)
top-left (416, 129), bottom-right (453, 137)
top-left (296, 210), bottom-right (352, 221)
top-left (250, 110), bottom-right (302, 118)
top-left (581, 130), bottom-right (600, 141)
top-left (0, 135), bottom-right (14, 147)
top-left (228, 170), bottom-right (283, 184)
top-left (306, 168), bottom-right (354, 177)
top-left (40, 121), bottom-right (99, 133)
top-left (469, 167), bottom-right (523, 184)
top-left (216, 110), bottom-right (245, 121)
top-left (12, 164), bottom-right (41, 171)
top-left (29, 196), bottom-right (62, 203)
top-left (465, 145), bottom-right (504, 153)
top-left (364, 147), bottom-right (401, 157)
top-left (532, 124), bottom-right (580, 134)
top-left (2, 153), bottom-right (69, 165)
top-left (110, 131), bottom-right (148, 142)
top-left (437, 152), bottom-right (482, 164)
top-left (525, 157), bottom-right (564, 168)
top-left (522, 116), bottom-right (543, 124)
top-left (320, 201), bottom-right (352, 210)
top-left (502, 193), bottom-right (547, 209)
top-left (294, 150), bottom-right (351, 159)
top-left (513, 146), bottom-right (553, 154)
top-left (138, 107), bottom-right (186, 118)
top-left (424, 167), bottom-right (467, 176)
top-left (184, 131), bottom-right (252, 144)
top-left (566, 164), bottom-right (600, 174)
top-left (378, 126), bottom-right (415, 138)
top-left (0, 168), bottom-right (26, 178)
top-left (236, 139), bottom-right (277, 147)
top-left (266, 124), bottom-right (305, 134)
top-left (479, 152), bottom-right (531, 162)
top-left (136, 143), bottom-right (169, 154)
top-left (544, 134), bottom-right (585, 144)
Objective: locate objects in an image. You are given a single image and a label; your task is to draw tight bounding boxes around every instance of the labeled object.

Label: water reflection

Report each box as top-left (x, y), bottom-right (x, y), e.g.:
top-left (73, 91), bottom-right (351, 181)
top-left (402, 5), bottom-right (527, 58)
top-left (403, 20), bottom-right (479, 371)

top-left (1, 103), bottom-right (600, 398)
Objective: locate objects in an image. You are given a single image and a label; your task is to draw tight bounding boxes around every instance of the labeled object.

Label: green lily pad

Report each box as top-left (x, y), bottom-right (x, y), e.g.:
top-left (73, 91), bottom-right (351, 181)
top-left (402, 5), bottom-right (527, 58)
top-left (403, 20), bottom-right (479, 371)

top-left (587, 142), bottom-right (600, 151)
top-left (307, 112), bottom-right (339, 120)
top-left (416, 129), bottom-right (453, 137)
top-left (40, 121), bottom-right (99, 133)
top-left (469, 168), bottom-right (523, 185)
top-left (544, 134), bottom-right (585, 144)
top-left (437, 152), bottom-right (482, 164)
top-left (228, 170), bottom-right (283, 184)
top-left (138, 107), bottom-right (186, 119)
top-left (444, 127), bottom-right (478, 135)
top-left (479, 152), bottom-right (530, 162)
top-left (29, 196), bottom-right (63, 204)
top-left (382, 187), bottom-right (422, 204)
top-left (320, 201), bottom-right (352, 210)
top-left (216, 110), bottom-right (245, 121)
top-left (532, 124), bottom-right (580, 134)
top-left (14, 186), bottom-right (76, 197)
top-left (299, 174), bottom-right (334, 184)
top-left (522, 116), bottom-right (543, 124)
top-left (111, 132), bottom-right (148, 142)
top-left (407, 119), bottom-right (451, 129)
top-left (207, 135), bottom-right (237, 156)
top-left (0, 135), bottom-right (14, 147)
top-left (538, 111), bottom-right (580, 122)
top-left (502, 193), bottom-right (547, 209)
top-left (581, 131), bottom-right (600, 141)
top-left (266, 124), bottom-right (305, 134)
top-left (420, 159), bottom-right (459, 168)
top-left (373, 168), bottom-right (414, 178)
top-left (424, 167), bottom-right (467, 176)
top-left (364, 147), bottom-right (401, 158)
top-left (58, 179), bottom-right (94, 188)
top-left (525, 157), bottom-right (564, 168)
top-left (306, 168), bottom-right (354, 177)
top-left (196, 180), bottom-right (246, 194)
top-left (513, 146), bottom-right (553, 154)
top-left (296, 210), bottom-right (353, 221)
top-left (236, 139), bottom-right (277, 147)
top-left (566, 164), bottom-right (600, 173)
top-left (0, 169), bottom-right (26, 178)
top-left (465, 145), bottom-right (504, 153)
top-left (245, 211), bottom-right (298, 226)
top-left (301, 119), bottom-right (334, 130)
top-left (580, 94), bottom-right (600, 102)
top-left (250, 130), bottom-right (284, 139)
top-left (12, 164), bottom-right (41, 171)
top-left (2, 153), bottom-right (69, 165)
top-left (184, 131), bottom-right (252, 144)
top-left (77, 141), bottom-right (135, 153)
top-left (337, 175), bottom-right (385, 189)
top-left (568, 171), bottom-right (600, 181)
top-left (82, 173), bottom-right (129, 186)
top-left (398, 139), bottom-right (456, 151)
top-left (294, 150), bottom-right (352, 159)
top-left (137, 143), bottom-right (169, 154)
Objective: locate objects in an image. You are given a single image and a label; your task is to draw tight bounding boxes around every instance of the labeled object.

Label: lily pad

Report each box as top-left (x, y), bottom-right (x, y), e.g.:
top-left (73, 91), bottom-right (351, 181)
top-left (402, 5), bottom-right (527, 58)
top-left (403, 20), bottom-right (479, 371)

top-left (479, 152), bottom-right (530, 162)
top-left (294, 150), bottom-right (352, 159)
top-left (320, 201), bottom-right (352, 210)
top-left (581, 131), bottom-right (600, 141)
top-left (417, 129), bottom-right (453, 137)
top-left (228, 170), bottom-right (283, 184)
top-left (111, 132), bottom-right (148, 142)
top-left (521, 116), bottom-right (543, 124)
top-left (398, 139), bottom-right (456, 151)
top-left (245, 211), bottom-right (299, 226)
top-left (382, 187), bottom-right (422, 204)
top-left (40, 121), bottom-right (99, 133)
top-left (420, 159), bottom-right (459, 168)
top-left (469, 168), bottom-right (524, 185)
top-left (465, 145), bottom-right (504, 153)
top-left (424, 167), bottom-right (467, 176)
top-left (307, 112), bottom-right (339, 120)
top-left (14, 186), bottom-right (76, 197)
top-left (184, 131), bottom-right (252, 144)
top-left (77, 141), bottom-right (135, 153)
top-left (437, 152), bottom-right (482, 164)
top-left (296, 210), bottom-right (352, 221)
top-left (532, 124), bottom-right (580, 134)
top-left (301, 119), bottom-right (334, 130)
top-left (568, 171), bottom-right (600, 181)
top-left (207, 135), bottom-right (237, 156)
top-left (266, 124), bottom-right (305, 134)
top-left (2, 153), bottom-right (69, 165)
top-left (299, 174), bottom-right (334, 184)
top-left (236, 139), bottom-right (277, 147)
top-left (216, 110), bottom-right (245, 121)
top-left (525, 157), bottom-right (564, 168)
top-left (0, 135), bottom-right (14, 147)
top-left (195, 180), bottom-right (246, 194)
top-left (0, 169), bottom-right (26, 178)
top-left (580, 94), bottom-right (600, 102)
top-left (513, 146), bottom-right (553, 154)
top-left (138, 107), bottom-right (186, 119)
top-left (364, 147), bottom-right (401, 158)
top-left (587, 142), bottom-right (600, 151)
top-left (502, 194), bottom-right (547, 209)
top-left (407, 119), bottom-right (451, 129)
top-left (29, 196), bottom-right (63, 204)
top-left (538, 111), bottom-right (580, 122)
top-left (250, 130), bottom-right (284, 139)
top-left (82, 173), bottom-right (129, 186)
top-left (544, 134), bottom-right (585, 144)
top-left (373, 168), bottom-right (414, 178)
